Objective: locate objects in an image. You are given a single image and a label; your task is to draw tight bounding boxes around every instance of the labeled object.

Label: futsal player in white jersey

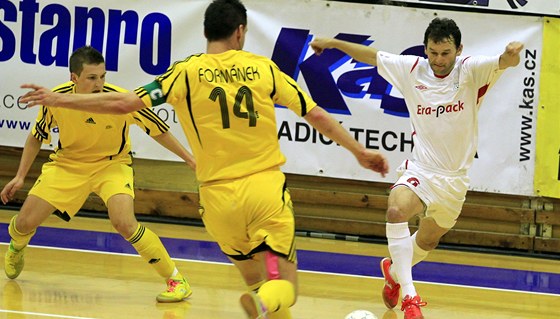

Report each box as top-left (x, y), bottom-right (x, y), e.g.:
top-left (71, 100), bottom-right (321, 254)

top-left (310, 17), bottom-right (523, 319)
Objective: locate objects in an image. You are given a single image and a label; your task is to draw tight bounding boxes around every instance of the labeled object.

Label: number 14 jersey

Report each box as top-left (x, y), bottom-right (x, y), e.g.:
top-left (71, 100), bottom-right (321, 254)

top-left (136, 50), bottom-right (317, 183)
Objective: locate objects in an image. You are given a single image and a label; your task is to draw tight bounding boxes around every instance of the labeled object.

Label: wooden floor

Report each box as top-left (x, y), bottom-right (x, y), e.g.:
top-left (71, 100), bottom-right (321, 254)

top-left (0, 209), bottom-right (558, 319)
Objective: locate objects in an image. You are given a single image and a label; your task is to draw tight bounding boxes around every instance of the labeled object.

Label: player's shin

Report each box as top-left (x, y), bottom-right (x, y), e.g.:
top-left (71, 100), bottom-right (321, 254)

top-left (127, 223), bottom-right (174, 277)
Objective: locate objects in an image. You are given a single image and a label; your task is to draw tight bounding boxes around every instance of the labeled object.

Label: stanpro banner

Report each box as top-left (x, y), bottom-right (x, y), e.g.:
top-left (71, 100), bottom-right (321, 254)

top-left (396, 0), bottom-right (560, 16)
top-left (0, 0), bottom-right (541, 196)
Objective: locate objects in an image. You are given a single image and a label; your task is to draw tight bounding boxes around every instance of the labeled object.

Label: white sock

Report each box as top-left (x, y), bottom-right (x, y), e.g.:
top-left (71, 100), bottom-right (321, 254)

top-left (386, 222), bottom-right (416, 298)
top-left (411, 232), bottom-right (429, 266)
top-left (390, 231), bottom-right (431, 282)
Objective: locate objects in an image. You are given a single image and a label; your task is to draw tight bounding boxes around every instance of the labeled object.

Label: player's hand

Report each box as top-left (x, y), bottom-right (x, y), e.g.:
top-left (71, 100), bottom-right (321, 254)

top-left (505, 41), bottom-right (524, 56)
top-left (499, 41), bottom-right (524, 68)
top-left (20, 84), bottom-right (57, 108)
top-left (357, 150), bottom-right (389, 178)
top-left (310, 38), bottom-right (333, 56)
top-left (1, 177), bottom-right (24, 205)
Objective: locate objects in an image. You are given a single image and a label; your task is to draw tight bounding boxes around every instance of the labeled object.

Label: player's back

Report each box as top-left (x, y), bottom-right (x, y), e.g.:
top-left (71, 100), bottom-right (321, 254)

top-left (165, 50), bottom-right (315, 183)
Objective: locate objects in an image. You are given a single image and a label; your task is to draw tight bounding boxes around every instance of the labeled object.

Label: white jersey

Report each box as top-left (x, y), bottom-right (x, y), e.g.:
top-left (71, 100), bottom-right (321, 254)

top-left (376, 51), bottom-right (503, 172)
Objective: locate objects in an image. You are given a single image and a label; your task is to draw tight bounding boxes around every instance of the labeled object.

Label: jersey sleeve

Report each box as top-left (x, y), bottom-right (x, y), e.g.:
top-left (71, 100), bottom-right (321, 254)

top-left (31, 105), bottom-right (56, 144)
top-left (461, 55), bottom-right (502, 89)
top-left (270, 64), bottom-right (317, 117)
top-left (130, 107), bottom-right (170, 137)
top-left (104, 82), bottom-right (169, 137)
top-left (135, 60), bottom-right (187, 108)
top-left (376, 51), bottom-right (421, 93)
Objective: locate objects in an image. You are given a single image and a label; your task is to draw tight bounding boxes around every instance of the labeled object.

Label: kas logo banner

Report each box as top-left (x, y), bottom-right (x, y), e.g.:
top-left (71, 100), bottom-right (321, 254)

top-left (398, 0), bottom-right (560, 15)
top-left (271, 29), bottom-right (424, 118)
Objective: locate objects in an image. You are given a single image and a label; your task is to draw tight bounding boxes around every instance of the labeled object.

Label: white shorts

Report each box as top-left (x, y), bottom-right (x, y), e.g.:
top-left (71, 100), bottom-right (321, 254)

top-left (392, 160), bottom-right (470, 229)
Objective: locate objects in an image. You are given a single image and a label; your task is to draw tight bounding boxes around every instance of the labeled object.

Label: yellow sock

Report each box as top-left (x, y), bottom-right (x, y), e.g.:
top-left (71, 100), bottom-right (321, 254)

top-left (127, 224), bottom-right (175, 278)
top-left (8, 216), bottom-right (35, 251)
top-left (258, 279), bottom-right (295, 316)
top-left (248, 280), bottom-right (266, 292)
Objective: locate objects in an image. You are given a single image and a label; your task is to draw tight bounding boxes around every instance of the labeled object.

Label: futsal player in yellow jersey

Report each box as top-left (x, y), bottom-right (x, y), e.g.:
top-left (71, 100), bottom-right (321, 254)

top-left (1, 46), bottom-right (195, 303)
top-left (19, 1), bottom-right (389, 317)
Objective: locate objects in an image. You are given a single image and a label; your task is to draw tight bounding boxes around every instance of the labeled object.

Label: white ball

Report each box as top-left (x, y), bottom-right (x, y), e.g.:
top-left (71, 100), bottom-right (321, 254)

top-left (344, 310), bottom-right (378, 319)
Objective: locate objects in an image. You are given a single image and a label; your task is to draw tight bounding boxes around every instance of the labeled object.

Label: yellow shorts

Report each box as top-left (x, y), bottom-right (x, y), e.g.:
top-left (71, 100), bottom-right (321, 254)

top-left (198, 169), bottom-right (296, 262)
top-left (29, 158), bottom-right (135, 218)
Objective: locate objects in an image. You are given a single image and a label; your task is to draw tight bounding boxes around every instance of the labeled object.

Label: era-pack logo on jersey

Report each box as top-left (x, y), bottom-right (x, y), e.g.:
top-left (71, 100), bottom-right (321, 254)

top-left (417, 100), bottom-right (465, 117)
top-left (271, 28), bottom-right (425, 118)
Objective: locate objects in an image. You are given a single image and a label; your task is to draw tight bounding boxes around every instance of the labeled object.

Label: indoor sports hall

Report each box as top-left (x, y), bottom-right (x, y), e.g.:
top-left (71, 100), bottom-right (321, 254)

top-left (1, 0), bottom-right (559, 318)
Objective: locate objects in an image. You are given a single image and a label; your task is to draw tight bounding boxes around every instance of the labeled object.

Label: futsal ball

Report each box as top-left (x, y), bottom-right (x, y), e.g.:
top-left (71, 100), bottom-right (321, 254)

top-left (344, 310), bottom-right (378, 319)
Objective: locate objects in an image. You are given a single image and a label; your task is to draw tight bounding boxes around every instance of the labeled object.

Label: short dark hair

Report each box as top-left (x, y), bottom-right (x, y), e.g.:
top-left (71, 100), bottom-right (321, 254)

top-left (423, 17), bottom-right (462, 49)
top-left (69, 46), bottom-right (104, 75)
top-left (204, 0), bottom-right (247, 41)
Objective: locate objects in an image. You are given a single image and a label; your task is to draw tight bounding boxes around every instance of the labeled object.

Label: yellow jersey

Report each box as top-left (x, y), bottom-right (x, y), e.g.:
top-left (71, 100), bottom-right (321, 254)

top-left (32, 81), bottom-right (169, 163)
top-left (135, 50), bottom-right (317, 183)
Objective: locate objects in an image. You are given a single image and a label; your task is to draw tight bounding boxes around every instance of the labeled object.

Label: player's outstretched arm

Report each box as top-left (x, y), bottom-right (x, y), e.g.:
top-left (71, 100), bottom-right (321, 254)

top-left (310, 37), bottom-right (379, 66)
top-left (499, 41), bottom-right (524, 70)
top-left (152, 132), bottom-right (196, 170)
top-left (20, 84), bottom-right (144, 114)
top-left (0, 134), bottom-right (41, 204)
top-left (303, 106), bottom-right (389, 177)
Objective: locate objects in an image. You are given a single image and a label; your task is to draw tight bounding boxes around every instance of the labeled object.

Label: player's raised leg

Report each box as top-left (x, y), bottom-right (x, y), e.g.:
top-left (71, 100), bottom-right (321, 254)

top-left (235, 251), bottom-right (296, 319)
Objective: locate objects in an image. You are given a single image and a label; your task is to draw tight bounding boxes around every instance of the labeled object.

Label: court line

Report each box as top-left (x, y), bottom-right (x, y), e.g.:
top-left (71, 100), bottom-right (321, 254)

top-left (2, 242), bottom-right (558, 298)
top-left (3, 222), bottom-right (560, 296)
top-left (0, 309), bottom-right (96, 319)
top-left (299, 269), bottom-right (560, 297)
top-left (2, 223), bottom-right (559, 295)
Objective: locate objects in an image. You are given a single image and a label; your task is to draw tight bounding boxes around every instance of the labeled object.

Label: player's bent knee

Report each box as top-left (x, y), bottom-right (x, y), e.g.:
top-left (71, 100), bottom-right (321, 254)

top-left (385, 206), bottom-right (409, 223)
